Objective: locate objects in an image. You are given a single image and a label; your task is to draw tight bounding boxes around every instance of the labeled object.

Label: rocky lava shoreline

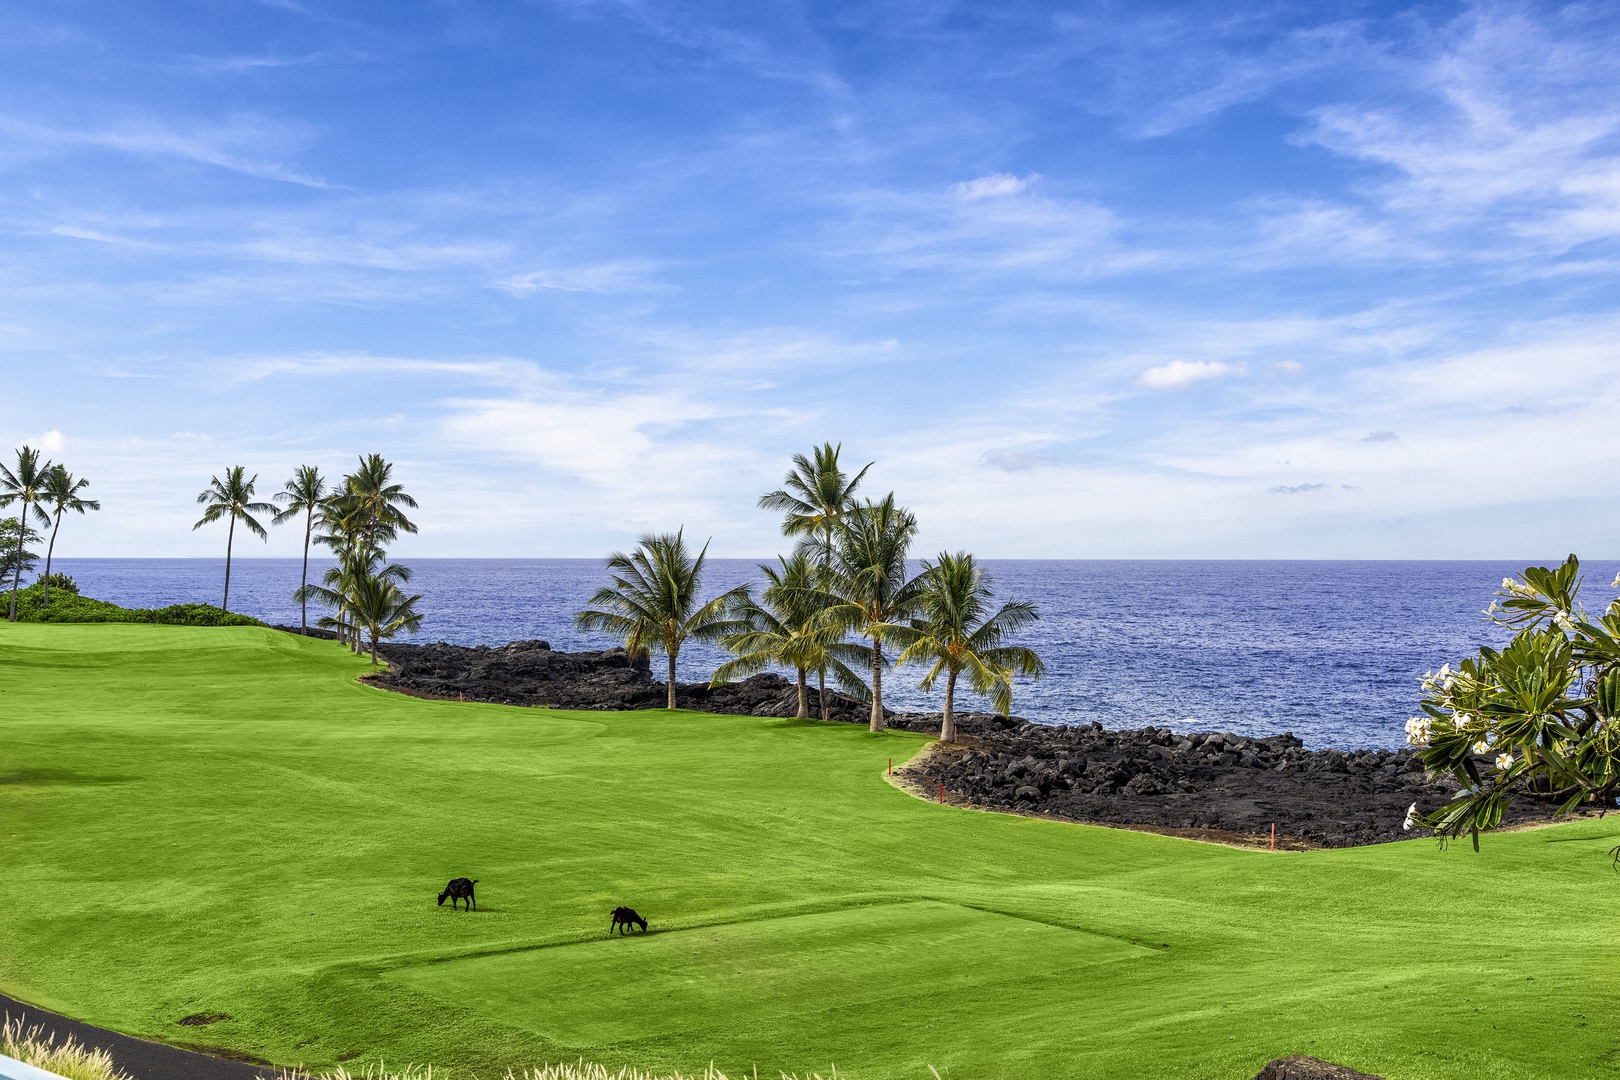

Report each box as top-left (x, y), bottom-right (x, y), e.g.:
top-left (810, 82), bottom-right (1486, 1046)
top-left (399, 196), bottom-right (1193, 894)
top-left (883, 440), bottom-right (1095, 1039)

top-left (359, 635), bottom-right (1560, 848)
top-left (370, 637), bottom-right (875, 721)
top-left (883, 712), bottom-right (1559, 847)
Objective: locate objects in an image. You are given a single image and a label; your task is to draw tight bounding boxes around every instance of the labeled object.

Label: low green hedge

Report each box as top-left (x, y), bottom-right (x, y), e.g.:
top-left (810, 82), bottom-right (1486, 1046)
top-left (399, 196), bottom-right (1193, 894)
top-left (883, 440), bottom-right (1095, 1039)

top-left (5, 579), bottom-right (265, 627)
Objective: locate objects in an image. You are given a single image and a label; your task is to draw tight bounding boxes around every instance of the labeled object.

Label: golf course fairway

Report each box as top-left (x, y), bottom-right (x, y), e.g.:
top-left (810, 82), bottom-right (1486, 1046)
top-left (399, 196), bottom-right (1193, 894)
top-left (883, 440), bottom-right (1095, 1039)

top-left (1, 624), bottom-right (1615, 1080)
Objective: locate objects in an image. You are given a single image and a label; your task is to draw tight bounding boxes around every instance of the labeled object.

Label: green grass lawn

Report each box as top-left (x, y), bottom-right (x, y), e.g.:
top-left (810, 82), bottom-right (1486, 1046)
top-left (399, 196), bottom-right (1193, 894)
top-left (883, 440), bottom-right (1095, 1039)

top-left (1, 624), bottom-right (1616, 1080)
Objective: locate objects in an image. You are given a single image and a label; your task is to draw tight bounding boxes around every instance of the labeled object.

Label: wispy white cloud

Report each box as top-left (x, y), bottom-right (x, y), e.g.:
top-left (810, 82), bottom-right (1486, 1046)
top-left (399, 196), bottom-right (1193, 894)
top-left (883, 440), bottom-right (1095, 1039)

top-left (1137, 359), bottom-right (1242, 389)
top-left (496, 260), bottom-right (663, 295)
top-left (979, 448), bottom-right (1069, 472)
top-left (952, 173), bottom-right (1035, 200)
top-left (1297, 5), bottom-right (1620, 252)
top-left (834, 176), bottom-right (1139, 277)
top-left (0, 114), bottom-right (328, 187)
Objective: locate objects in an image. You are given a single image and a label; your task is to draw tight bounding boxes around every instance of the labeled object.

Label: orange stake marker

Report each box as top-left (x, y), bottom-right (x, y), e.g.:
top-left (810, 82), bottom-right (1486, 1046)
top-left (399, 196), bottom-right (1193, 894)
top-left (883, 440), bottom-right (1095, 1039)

top-left (887, 757), bottom-right (891, 776)
top-left (939, 782), bottom-right (944, 804)
top-left (1271, 823), bottom-right (1276, 851)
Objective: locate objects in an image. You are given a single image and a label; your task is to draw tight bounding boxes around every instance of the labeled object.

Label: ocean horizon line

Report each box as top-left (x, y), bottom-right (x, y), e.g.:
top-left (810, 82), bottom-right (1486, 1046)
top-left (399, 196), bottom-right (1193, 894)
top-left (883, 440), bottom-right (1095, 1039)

top-left (50, 555), bottom-right (1619, 564)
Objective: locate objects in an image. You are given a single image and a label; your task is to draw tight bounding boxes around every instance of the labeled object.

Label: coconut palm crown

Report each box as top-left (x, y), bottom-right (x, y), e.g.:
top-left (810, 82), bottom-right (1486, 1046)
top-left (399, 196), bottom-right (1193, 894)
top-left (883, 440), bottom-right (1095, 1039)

top-left (0, 446), bottom-right (54, 621)
top-left (193, 467), bottom-right (274, 613)
top-left (39, 466), bottom-right (100, 605)
top-left (575, 529), bottom-right (751, 710)
top-left (884, 551), bottom-right (1046, 743)
top-left (713, 550), bottom-right (869, 719)
top-left (344, 453), bottom-right (419, 543)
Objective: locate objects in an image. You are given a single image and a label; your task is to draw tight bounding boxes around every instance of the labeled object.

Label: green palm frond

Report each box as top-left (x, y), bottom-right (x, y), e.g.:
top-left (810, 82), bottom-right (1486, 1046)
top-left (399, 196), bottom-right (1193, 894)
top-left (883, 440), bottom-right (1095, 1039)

top-left (193, 467), bottom-right (274, 538)
top-left (0, 447), bottom-right (56, 529)
top-left (272, 465), bottom-right (328, 524)
top-left (575, 529), bottom-right (747, 708)
top-left (888, 551), bottom-right (1045, 736)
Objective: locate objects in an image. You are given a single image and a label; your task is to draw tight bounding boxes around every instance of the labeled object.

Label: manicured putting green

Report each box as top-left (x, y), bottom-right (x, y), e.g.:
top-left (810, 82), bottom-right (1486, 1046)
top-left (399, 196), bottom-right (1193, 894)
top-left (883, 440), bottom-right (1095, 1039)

top-left (391, 900), bottom-right (1152, 1044)
top-left (1, 624), bottom-right (1617, 1080)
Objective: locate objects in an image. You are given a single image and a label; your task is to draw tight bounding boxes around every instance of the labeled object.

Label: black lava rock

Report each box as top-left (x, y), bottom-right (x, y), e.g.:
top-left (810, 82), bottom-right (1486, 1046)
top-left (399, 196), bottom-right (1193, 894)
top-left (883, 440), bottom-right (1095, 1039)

top-left (900, 718), bottom-right (1558, 848)
top-left (371, 639), bottom-right (873, 721)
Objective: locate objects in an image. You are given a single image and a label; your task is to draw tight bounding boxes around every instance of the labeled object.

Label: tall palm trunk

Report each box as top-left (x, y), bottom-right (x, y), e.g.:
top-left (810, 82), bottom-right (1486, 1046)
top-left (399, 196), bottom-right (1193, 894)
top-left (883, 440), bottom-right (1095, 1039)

top-left (942, 667), bottom-right (958, 743)
top-left (43, 511), bottom-right (62, 604)
top-left (796, 666), bottom-right (808, 719)
top-left (7, 501), bottom-right (24, 621)
top-left (299, 507), bottom-right (313, 633)
top-left (667, 650), bottom-right (678, 710)
top-left (869, 637), bottom-right (885, 732)
top-left (820, 529), bottom-right (831, 723)
top-left (222, 515), bottom-right (236, 612)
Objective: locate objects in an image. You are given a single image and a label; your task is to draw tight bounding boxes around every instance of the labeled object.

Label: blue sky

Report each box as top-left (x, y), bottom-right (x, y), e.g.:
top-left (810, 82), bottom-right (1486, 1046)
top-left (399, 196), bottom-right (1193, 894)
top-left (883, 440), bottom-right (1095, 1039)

top-left (4, 0), bottom-right (1619, 558)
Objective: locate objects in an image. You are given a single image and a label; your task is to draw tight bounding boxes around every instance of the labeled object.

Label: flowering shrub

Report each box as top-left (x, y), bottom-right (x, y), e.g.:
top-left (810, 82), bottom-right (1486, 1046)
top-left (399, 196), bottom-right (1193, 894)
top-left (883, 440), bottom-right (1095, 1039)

top-left (1409, 555), bottom-right (1620, 849)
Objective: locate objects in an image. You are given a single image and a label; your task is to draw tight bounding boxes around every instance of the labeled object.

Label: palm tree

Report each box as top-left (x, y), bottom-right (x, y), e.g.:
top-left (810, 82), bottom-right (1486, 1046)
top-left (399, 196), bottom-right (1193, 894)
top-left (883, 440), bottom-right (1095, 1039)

top-left (575, 529), bottom-right (750, 710)
top-left (40, 466), bottom-right (99, 604)
top-left (303, 458), bottom-right (413, 647)
top-left (343, 569), bottom-right (424, 667)
top-left (301, 547), bottom-right (413, 655)
top-left (193, 467), bottom-right (274, 613)
top-left (273, 466), bottom-right (328, 633)
top-left (0, 446), bottom-right (54, 621)
top-left (821, 494), bottom-right (923, 732)
top-left (886, 552), bottom-right (1046, 743)
top-left (758, 443), bottom-right (871, 721)
top-left (344, 453), bottom-right (418, 544)
top-left (713, 551), bottom-right (868, 719)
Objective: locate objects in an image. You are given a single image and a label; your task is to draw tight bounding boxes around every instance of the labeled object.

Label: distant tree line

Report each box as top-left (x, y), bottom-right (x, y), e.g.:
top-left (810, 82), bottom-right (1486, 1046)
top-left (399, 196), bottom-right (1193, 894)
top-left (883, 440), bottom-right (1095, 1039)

top-left (3, 439), bottom-right (1044, 738)
top-left (576, 443), bottom-right (1045, 740)
top-left (0, 445), bottom-right (100, 621)
top-left (193, 455), bottom-right (424, 666)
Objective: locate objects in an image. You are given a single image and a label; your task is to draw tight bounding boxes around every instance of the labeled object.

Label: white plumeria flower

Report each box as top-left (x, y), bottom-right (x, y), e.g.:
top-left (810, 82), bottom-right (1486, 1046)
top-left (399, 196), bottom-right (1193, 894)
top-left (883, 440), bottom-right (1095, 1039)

top-left (1496, 753), bottom-right (1514, 771)
top-left (1405, 716), bottom-right (1432, 747)
top-left (1403, 803), bottom-right (1419, 831)
top-left (1473, 739), bottom-right (1491, 754)
top-left (1612, 572), bottom-right (1620, 589)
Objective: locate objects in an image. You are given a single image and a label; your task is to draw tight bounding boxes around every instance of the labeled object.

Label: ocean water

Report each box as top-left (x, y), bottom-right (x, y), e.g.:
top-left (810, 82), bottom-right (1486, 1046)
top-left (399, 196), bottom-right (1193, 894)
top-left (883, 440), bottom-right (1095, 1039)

top-left (48, 557), bottom-right (1620, 750)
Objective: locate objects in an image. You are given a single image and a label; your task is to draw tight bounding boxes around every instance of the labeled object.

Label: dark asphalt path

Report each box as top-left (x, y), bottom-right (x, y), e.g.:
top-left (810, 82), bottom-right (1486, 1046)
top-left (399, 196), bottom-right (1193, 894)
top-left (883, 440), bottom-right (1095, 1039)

top-left (0, 993), bottom-right (280, 1080)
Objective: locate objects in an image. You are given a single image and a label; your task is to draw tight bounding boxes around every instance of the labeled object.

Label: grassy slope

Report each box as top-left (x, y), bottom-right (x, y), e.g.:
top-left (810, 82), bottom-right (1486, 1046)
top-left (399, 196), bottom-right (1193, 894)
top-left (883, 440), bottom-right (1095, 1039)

top-left (0, 625), bottom-right (1615, 1080)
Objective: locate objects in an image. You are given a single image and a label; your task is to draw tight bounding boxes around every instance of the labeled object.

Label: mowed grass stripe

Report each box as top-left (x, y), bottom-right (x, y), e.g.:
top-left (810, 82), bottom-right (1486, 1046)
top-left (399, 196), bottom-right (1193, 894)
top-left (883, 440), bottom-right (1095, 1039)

top-left (391, 901), bottom-right (1152, 1044)
top-left (1, 624), bottom-right (1616, 1080)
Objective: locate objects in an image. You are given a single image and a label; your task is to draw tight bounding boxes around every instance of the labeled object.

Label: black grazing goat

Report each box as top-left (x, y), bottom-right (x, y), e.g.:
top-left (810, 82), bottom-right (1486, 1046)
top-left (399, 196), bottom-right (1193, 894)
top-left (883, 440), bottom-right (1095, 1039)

top-left (438, 878), bottom-right (477, 911)
top-left (610, 906), bottom-right (647, 934)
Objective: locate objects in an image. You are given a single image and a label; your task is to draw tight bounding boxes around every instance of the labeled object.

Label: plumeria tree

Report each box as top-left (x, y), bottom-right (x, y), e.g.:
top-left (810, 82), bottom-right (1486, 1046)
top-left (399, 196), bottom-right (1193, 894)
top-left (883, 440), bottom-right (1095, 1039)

top-left (1407, 555), bottom-right (1620, 850)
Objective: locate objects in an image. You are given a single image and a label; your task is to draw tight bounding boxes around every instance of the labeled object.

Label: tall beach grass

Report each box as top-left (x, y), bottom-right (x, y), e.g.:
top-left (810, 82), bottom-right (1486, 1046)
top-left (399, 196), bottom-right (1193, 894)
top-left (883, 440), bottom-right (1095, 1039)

top-left (1, 1017), bottom-right (130, 1080)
